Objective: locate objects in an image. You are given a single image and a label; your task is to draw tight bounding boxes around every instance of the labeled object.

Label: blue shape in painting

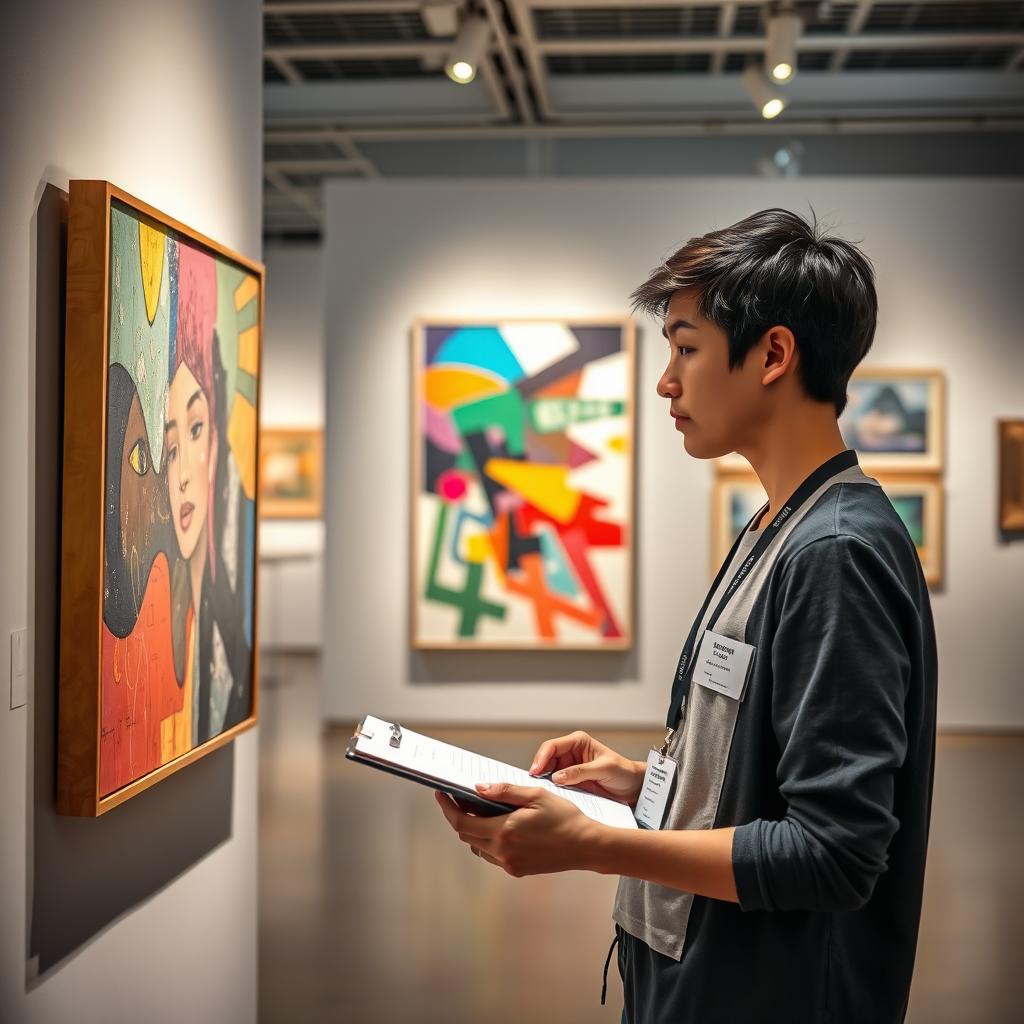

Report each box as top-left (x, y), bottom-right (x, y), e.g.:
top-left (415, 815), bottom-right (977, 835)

top-left (434, 327), bottom-right (525, 383)
top-left (450, 506), bottom-right (494, 568)
top-left (537, 524), bottom-right (578, 598)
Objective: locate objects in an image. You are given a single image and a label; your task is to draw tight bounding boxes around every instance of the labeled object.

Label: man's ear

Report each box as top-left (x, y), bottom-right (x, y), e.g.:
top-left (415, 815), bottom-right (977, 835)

top-left (761, 326), bottom-right (797, 387)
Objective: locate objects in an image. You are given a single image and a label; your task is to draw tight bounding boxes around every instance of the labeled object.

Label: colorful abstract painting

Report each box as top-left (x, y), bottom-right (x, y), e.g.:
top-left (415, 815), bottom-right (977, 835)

top-left (98, 200), bottom-right (260, 797)
top-left (411, 320), bottom-right (634, 649)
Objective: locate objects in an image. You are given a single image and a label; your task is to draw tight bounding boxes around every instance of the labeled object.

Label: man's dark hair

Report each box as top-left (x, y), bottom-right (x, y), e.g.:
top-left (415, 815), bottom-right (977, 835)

top-left (631, 208), bottom-right (877, 415)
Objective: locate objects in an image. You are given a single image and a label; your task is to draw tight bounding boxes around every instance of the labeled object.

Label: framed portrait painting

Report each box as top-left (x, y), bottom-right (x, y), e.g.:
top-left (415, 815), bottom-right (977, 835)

top-left (998, 419), bottom-right (1024, 532)
top-left (411, 318), bottom-right (635, 649)
top-left (58, 181), bottom-right (263, 816)
top-left (259, 428), bottom-right (324, 519)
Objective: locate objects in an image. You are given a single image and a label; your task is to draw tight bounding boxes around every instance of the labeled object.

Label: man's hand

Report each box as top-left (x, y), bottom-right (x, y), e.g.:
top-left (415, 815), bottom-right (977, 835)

top-left (529, 731), bottom-right (646, 807)
top-left (434, 784), bottom-right (602, 877)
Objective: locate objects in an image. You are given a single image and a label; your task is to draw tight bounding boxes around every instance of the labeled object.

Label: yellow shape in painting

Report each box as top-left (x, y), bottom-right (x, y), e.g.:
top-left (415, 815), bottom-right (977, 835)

top-left (234, 274), bottom-right (259, 311)
top-left (238, 325), bottom-right (259, 375)
top-left (608, 435), bottom-right (629, 454)
top-left (484, 459), bottom-right (581, 525)
top-left (162, 616), bottom-right (195, 763)
top-left (138, 221), bottom-right (165, 325)
top-left (465, 534), bottom-right (490, 564)
top-left (424, 366), bottom-right (504, 411)
top-left (228, 394), bottom-right (258, 499)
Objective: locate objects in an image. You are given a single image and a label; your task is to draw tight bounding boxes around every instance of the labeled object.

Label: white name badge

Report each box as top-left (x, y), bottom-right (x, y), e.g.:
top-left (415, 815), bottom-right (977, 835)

top-left (693, 629), bottom-right (756, 701)
top-left (634, 749), bottom-right (678, 830)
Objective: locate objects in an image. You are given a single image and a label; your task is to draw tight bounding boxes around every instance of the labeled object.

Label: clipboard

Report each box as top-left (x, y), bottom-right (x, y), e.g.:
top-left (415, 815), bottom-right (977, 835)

top-left (345, 716), bottom-right (516, 817)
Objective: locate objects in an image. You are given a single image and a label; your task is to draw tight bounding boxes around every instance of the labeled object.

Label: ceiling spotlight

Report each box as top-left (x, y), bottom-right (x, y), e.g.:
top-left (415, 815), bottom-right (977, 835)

top-left (444, 15), bottom-right (490, 85)
top-left (742, 64), bottom-right (787, 120)
top-left (766, 4), bottom-right (802, 83)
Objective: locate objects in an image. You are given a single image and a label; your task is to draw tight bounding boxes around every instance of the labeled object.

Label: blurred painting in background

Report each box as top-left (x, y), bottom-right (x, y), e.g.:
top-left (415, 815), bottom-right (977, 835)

top-left (839, 369), bottom-right (944, 471)
top-left (999, 420), bottom-right (1024, 533)
top-left (260, 428), bottom-right (324, 519)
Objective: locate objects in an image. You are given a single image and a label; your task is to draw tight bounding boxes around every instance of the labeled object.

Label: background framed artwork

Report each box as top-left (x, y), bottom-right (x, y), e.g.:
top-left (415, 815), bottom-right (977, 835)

top-left (710, 472), bottom-right (943, 588)
top-left (998, 419), bottom-right (1024, 532)
top-left (58, 181), bottom-right (263, 816)
top-left (410, 317), bottom-right (635, 650)
top-left (259, 427), bottom-right (324, 518)
top-left (714, 367), bottom-right (946, 473)
top-left (875, 475), bottom-right (944, 588)
top-left (838, 368), bottom-right (945, 472)
top-left (710, 474), bottom-right (767, 573)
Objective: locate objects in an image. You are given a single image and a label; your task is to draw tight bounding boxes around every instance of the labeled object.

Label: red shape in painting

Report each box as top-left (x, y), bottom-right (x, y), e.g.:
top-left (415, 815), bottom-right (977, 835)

top-left (437, 469), bottom-right (469, 503)
top-left (99, 553), bottom-right (188, 797)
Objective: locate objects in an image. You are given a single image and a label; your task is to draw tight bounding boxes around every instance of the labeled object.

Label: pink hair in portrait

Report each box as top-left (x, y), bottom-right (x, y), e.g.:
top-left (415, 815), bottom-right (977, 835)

top-left (166, 240), bottom-right (219, 585)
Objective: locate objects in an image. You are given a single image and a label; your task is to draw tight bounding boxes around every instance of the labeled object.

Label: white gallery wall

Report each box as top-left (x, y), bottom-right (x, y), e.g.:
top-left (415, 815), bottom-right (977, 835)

top-left (0, 2), bottom-right (261, 1022)
top-left (259, 245), bottom-right (325, 649)
top-left (322, 177), bottom-right (1024, 732)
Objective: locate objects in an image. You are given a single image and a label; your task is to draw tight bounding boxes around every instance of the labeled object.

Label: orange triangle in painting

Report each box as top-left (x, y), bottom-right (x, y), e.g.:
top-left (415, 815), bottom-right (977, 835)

top-left (535, 369), bottom-right (582, 399)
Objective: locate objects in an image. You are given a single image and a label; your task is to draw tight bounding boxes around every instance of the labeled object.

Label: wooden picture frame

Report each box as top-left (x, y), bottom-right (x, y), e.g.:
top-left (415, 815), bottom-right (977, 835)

top-left (875, 475), bottom-right (944, 588)
top-left (710, 474), bottom-right (767, 575)
top-left (410, 317), bottom-right (635, 650)
top-left (998, 419), bottom-right (1024, 532)
top-left (710, 472), bottom-right (943, 588)
top-left (58, 181), bottom-right (264, 816)
top-left (714, 367), bottom-right (946, 474)
top-left (259, 427), bottom-right (324, 519)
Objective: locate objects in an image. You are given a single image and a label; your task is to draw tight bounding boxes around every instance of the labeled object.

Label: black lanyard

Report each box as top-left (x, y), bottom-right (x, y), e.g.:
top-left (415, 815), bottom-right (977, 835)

top-left (664, 448), bottom-right (859, 731)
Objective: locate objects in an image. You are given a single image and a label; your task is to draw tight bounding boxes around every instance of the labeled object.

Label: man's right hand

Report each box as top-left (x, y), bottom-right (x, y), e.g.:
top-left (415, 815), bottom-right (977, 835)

top-left (528, 731), bottom-right (646, 808)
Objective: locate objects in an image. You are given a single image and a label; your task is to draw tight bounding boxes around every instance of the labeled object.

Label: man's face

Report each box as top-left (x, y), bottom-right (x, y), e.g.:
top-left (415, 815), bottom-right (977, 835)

top-left (656, 288), bottom-right (764, 460)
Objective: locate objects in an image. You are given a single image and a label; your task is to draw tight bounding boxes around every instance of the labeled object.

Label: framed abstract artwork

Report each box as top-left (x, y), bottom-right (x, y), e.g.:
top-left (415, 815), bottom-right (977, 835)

top-left (875, 475), bottom-right (944, 587)
top-left (715, 368), bottom-right (945, 473)
top-left (58, 181), bottom-right (263, 816)
top-left (998, 419), bottom-right (1024, 532)
top-left (710, 475), bottom-right (767, 573)
top-left (411, 318), bottom-right (635, 649)
top-left (259, 428), bottom-right (324, 519)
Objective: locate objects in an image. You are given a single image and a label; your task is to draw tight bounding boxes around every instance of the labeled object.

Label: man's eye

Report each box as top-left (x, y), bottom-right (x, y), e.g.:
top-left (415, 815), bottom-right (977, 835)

top-left (190, 420), bottom-right (203, 441)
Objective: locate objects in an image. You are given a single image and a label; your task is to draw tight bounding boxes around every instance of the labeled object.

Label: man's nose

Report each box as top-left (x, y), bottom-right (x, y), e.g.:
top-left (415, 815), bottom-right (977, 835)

top-left (657, 372), bottom-right (680, 399)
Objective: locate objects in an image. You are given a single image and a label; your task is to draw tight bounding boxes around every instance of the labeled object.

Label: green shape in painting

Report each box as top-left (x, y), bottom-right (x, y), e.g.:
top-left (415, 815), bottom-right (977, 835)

top-left (450, 390), bottom-right (526, 456)
top-left (527, 398), bottom-right (625, 435)
top-left (108, 204), bottom-right (171, 467)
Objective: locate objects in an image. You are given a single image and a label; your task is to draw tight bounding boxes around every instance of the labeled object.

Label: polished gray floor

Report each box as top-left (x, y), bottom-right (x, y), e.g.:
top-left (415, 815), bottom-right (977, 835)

top-left (258, 654), bottom-right (1022, 1023)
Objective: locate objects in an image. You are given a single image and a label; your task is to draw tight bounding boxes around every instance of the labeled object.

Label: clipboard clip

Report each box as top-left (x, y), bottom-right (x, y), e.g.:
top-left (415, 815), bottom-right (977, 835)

top-left (389, 722), bottom-right (403, 748)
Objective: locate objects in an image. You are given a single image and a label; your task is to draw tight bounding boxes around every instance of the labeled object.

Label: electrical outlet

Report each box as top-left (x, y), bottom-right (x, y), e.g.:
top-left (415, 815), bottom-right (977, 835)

top-left (10, 628), bottom-right (26, 710)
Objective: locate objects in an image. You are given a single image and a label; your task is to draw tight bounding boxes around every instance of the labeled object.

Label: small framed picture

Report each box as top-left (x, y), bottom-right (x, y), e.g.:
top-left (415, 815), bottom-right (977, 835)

top-left (259, 428), bottom-right (324, 519)
top-left (998, 419), bottom-right (1024, 532)
top-left (839, 369), bottom-right (944, 472)
top-left (714, 368), bottom-right (945, 474)
top-left (876, 475), bottom-right (944, 588)
top-left (710, 475), bottom-right (767, 574)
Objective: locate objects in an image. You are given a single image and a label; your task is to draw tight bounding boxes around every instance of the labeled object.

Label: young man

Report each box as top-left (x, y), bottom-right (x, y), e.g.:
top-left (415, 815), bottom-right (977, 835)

top-left (435, 208), bottom-right (938, 1023)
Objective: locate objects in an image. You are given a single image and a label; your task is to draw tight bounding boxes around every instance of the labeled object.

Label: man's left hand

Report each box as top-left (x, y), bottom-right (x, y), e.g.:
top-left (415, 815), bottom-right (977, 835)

top-left (434, 783), bottom-right (599, 877)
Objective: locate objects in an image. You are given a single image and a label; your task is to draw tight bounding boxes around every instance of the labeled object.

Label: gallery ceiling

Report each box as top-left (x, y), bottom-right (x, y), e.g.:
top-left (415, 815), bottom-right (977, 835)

top-left (262, 0), bottom-right (1024, 238)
